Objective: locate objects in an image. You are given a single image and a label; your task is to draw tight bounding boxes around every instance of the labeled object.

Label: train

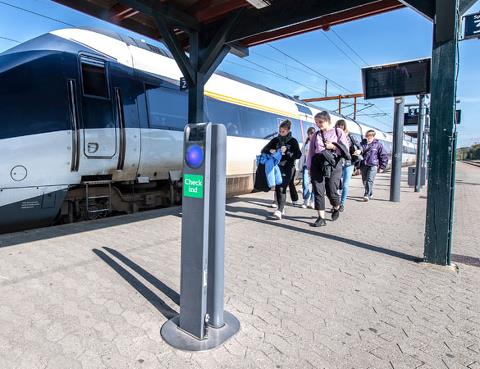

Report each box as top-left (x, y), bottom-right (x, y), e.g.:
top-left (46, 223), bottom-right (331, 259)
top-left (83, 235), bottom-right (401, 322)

top-left (0, 28), bottom-right (416, 233)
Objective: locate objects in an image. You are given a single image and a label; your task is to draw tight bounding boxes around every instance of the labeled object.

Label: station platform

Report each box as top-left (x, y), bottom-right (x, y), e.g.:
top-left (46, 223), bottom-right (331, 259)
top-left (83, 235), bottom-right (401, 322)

top-left (0, 163), bottom-right (478, 369)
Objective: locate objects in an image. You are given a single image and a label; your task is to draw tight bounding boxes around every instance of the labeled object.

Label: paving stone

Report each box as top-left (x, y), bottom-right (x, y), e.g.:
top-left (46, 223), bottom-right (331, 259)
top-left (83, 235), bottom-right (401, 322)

top-left (0, 164), bottom-right (479, 368)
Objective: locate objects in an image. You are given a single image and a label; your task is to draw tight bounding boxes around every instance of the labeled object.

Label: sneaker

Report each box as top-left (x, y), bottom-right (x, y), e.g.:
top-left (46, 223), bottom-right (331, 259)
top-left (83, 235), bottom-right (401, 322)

top-left (271, 201), bottom-right (278, 208)
top-left (339, 204), bottom-right (345, 212)
top-left (363, 196), bottom-right (369, 202)
top-left (308, 200), bottom-right (315, 209)
top-left (291, 201), bottom-right (299, 207)
top-left (332, 208), bottom-right (340, 221)
top-left (312, 217), bottom-right (327, 227)
top-left (273, 210), bottom-right (282, 220)
top-left (301, 200), bottom-right (308, 209)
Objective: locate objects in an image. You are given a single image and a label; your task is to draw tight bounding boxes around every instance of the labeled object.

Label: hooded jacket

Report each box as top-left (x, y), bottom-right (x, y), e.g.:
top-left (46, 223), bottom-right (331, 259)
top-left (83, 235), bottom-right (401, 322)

top-left (360, 138), bottom-right (388, 170)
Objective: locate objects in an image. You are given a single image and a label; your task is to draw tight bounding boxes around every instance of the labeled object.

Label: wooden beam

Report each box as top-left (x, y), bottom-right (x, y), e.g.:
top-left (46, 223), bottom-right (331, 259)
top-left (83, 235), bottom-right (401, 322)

top-left (117, 0), bottom-right (199, 30)
top-left (460, 0), bottom-right (478, 14)
top-left (195, 0), bottom-right (248, 23)
top-left (239, 0), bottom-right (404, 46)
top-left (397, 0), bottom-right (434, 21)
top-left (226, 0), bottom-right (402, 44)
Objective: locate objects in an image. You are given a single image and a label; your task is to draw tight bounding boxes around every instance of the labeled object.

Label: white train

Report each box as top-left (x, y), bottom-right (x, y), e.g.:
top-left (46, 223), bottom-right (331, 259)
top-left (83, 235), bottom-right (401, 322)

top-left (0, 28), bottom-right (416, 233)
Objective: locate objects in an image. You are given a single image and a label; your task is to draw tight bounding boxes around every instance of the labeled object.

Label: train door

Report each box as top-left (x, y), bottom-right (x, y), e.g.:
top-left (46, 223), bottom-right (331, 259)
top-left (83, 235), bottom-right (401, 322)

top-left (108, 63), bottom-right (142, 179)
top-left (79, 55), bottom-right (117, 159)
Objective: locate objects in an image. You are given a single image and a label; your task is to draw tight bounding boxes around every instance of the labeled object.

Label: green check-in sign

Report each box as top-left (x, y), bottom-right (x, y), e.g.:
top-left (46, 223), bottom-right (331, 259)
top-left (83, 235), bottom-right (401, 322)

top-left (183, 174), bottom-right (204, 199)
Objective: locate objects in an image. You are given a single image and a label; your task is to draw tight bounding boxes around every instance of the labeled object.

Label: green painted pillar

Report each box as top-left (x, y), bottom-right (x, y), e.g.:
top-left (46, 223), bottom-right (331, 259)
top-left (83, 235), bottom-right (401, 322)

top-left (424, 0), bottom-right (460, 265)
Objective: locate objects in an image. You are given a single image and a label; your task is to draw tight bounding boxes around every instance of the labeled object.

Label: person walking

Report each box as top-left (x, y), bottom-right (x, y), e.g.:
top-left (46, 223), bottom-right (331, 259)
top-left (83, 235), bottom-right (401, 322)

top-left (359, 129), bottom-right (389, 201)
top-left (335, 120), bottom-right (362, 211)
top-left (307, 112), bottom-right (350, 227)
top-left (262, 120), bottom-right (301, 219)
top-left (299, 127), bottom-right (316, 209)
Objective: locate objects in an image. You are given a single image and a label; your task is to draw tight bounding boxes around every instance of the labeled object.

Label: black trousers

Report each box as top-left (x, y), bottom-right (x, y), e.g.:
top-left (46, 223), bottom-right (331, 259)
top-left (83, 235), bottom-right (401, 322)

top-left (275, 166), bottom-right (296, 212)
top-left (288, 169), bottom-right (299, 203)
top-left (311, 161), bottom-right (343, 211)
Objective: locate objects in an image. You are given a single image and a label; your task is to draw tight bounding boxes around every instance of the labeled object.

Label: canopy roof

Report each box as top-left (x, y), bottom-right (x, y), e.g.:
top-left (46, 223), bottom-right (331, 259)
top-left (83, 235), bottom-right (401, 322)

top-left (53, 0), bottom-right (412, 47)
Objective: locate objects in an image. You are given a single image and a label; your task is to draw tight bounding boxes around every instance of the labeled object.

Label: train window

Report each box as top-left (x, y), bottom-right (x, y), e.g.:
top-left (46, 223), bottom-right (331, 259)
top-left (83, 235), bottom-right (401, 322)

top-left (145, 85), bottom-right (187, 130)
top-left (81, 61), bottom-right (109, 98)
top-left (295, 104), bottom-right (312, 115)
top-left (242, 108), bottom-right (278, 139)
top-left (205, 98), bottom-right (242, 136)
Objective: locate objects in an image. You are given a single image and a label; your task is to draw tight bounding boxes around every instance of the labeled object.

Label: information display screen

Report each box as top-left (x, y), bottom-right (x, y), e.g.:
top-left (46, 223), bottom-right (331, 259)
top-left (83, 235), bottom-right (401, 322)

top-left (362, 58), bottom-right (431, 99)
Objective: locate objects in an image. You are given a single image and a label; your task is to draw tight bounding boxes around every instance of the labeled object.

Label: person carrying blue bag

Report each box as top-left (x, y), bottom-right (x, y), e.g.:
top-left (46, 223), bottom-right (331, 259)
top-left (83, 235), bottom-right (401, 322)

top-left (254, 150), bottom-right (283, 191)
top-left (260, 120), bottom-right (301, 220)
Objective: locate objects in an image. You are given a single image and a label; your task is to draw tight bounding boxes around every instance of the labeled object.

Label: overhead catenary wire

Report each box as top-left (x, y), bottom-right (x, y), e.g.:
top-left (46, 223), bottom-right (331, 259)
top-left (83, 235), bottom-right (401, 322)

top-left (267, 44), bottom-right (355, 94)
top-left (0, 1), bottom-right (75, 27)
top-left (234, 57), bottom-right (329, 96)
top-left (330, 28), bottom-right (369, 66)
top-left (0, 35), bottom-right (21, 44)
top-left (320, 31), bottom-right (364, 69)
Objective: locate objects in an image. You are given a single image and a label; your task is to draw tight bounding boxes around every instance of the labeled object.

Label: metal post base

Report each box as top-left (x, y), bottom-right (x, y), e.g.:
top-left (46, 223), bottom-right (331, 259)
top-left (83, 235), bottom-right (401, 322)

top-left (160, 311), bottom-right (240, 352)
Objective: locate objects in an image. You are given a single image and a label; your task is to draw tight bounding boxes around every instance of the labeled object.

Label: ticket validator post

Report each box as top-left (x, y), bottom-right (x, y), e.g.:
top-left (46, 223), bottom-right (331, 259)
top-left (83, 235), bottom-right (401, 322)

top-left (161, 123), bottom-right (239, 351)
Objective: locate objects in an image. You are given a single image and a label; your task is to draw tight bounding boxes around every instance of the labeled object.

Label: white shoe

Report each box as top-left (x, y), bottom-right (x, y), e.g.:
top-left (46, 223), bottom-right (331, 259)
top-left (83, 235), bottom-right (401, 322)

top-left (363, 196), bottom-right (369, 202)
top-left (273, 210), bottom-right (282, 219)
top-left (301, 200), bottom-right (308, 209)
top-left (271, 201), bottom-right (277, 208)
top-left (291, 201), bottom-right (299, 207)
top-left (308, 201), bottom-right (315, 209)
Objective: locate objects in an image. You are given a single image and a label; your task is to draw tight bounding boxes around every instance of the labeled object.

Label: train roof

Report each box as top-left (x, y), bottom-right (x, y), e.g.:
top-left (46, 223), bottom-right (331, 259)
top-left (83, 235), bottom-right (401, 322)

top-left (2, 27), bottom-right (403, 142)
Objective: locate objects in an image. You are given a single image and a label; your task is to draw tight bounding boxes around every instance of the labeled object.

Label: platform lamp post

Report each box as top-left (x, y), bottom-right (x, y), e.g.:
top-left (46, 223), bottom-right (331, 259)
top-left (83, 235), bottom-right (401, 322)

top-left (414, 94), bottom-right (426, 192)
top-left (390, 97), bottom-right (405, 202)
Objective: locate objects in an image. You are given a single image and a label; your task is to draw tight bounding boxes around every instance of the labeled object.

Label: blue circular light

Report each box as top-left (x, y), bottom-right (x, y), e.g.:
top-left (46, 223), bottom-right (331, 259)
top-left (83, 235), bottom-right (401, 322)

top-left (185, 144), bottom-right (204, 168)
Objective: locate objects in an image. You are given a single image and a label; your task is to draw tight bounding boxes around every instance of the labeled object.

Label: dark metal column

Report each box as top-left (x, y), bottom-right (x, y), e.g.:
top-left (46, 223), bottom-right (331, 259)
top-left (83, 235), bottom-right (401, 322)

top-left (414, 94), bottom-right (426, 192)
top-left (390, 97), bottom-right (405, 202)
top-left (188, 32), bottom-right (205, 124)
top-left (156, 10), bottom-right (243, 350)
top-left (424, 0), bottom-right (460, 265)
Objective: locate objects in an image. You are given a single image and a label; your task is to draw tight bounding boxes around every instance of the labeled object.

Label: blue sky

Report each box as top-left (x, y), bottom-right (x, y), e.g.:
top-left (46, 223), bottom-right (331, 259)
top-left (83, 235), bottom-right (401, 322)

top-left (0, 0), bottom-right (479, 147)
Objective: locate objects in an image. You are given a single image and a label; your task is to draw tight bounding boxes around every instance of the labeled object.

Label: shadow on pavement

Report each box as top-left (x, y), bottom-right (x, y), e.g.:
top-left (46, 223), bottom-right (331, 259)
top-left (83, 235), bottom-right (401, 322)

top-left (452, 254), bottom-right (480, 268)
top-left (103, 247), bottom-right (180, 305)
top-left (226, 205), bottom-right (422, 263)
top-left (93, 248), bottom-right (178, 319)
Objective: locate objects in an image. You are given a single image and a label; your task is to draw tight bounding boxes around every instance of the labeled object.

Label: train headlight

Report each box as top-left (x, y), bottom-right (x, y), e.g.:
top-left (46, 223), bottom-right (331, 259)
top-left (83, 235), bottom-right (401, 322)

top-left (185, 144), bottom-right (204, 169)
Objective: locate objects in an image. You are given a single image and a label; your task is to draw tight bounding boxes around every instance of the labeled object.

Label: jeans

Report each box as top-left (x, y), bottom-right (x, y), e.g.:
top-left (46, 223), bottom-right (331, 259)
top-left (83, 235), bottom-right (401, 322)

top-left (302, 166), bottom-right (314, 202)
top-left (340, 164), bottom-right (354, 205)
top-left (361, 165), bottom-right (377, 197)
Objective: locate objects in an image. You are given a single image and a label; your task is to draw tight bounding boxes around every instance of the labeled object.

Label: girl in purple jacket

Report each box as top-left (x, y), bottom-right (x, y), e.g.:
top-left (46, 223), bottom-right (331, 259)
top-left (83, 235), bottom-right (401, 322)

top-left (307, 111), bottom-right (349, 227)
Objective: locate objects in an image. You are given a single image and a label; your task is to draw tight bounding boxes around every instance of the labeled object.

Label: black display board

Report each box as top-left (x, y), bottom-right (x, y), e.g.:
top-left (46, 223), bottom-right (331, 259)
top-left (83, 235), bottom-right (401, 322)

top-left (464, 12), bottom-right (480, 40)
top-left (362, 58), bottom-right (431, 99)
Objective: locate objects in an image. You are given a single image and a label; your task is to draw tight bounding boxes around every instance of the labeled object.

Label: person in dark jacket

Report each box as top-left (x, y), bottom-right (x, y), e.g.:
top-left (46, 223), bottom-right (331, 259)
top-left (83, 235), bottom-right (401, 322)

top-left (262, 120), bottom-right (301, 220)
top-left (360, 129), bottom-right (389, 201)
top-left (335, 119), bottom-right (362, 211)
top-left (307, 112), bottom-right (350, 227)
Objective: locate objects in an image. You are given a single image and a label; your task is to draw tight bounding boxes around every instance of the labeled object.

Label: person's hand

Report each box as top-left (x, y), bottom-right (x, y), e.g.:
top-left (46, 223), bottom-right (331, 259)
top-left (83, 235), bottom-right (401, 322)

top-left (269, 149), bottom-right (276, 154)
top-left (353, 149), bottom-right (362, 156)
top-left (325, 141), bottom-right (335, 150)
top-left (280, 146), bottom-right (287, 154)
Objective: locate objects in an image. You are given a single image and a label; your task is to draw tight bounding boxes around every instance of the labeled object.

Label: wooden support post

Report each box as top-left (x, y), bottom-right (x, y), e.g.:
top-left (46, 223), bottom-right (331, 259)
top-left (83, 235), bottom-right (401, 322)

top-left (424, 0), bottom-right (460, 265)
